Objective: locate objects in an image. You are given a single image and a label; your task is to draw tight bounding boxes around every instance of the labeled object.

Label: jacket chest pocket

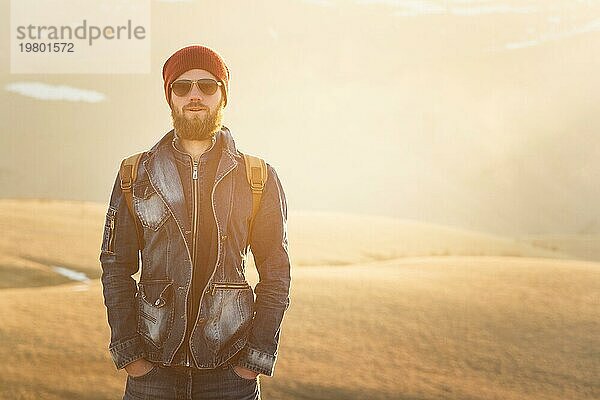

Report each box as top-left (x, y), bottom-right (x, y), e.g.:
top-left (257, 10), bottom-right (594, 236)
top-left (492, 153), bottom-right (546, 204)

top-left (133, 181), bottom-right (170, 231)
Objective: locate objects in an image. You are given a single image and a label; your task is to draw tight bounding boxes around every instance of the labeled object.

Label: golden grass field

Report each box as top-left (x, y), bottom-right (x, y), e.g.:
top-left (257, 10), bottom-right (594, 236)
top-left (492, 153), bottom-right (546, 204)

top-left (0, 199), bottom-right (598, 399)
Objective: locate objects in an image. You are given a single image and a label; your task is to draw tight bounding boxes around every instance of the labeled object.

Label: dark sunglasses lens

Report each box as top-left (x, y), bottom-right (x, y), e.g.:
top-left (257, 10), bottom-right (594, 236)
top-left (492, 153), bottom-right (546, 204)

top-left (198, 80), bottom-right (218, 95)
top-left (172, 81), bottom-right (192, 96)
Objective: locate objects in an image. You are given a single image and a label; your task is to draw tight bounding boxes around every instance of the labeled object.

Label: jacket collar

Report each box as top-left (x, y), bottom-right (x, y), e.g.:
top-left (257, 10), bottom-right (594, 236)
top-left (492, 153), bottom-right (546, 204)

top-left (148, 125), bottom-right (239, 158)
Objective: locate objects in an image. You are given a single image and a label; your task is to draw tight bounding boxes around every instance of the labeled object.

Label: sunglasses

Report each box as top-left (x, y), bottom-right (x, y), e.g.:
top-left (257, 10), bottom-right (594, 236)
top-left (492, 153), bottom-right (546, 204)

top-left (170, 79), bottom-right (223, 97)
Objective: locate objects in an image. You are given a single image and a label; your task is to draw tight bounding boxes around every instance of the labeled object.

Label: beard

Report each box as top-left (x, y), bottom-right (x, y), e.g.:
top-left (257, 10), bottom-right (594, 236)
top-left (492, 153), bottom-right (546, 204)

top-left (171, 100), bottom-right (224, 141)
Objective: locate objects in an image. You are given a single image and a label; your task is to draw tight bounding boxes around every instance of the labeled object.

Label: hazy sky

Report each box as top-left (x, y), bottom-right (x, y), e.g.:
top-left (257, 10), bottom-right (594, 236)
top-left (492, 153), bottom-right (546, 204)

top-left (1, 0), bottom-right (600, 235)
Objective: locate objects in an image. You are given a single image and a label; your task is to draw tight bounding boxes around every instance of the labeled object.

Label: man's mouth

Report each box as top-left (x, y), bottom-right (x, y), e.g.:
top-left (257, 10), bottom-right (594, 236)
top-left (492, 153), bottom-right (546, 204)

top-left (185, 106), bottom-right (207, 112)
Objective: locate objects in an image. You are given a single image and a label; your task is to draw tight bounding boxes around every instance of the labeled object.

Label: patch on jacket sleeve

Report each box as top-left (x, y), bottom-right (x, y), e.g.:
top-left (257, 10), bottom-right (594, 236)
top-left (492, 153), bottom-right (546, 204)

top-left (101, 206), bottom-right (118, 254)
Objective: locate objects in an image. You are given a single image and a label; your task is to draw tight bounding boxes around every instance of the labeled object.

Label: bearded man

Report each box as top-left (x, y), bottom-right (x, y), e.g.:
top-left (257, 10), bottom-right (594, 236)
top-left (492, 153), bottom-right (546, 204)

top-left (99, 45), bottom-right (291, 400)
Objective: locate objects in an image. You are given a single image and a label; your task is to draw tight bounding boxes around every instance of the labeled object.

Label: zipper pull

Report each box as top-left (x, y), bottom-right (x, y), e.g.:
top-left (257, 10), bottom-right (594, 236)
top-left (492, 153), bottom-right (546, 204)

top-left (192, 162), bottom-right (198, 180)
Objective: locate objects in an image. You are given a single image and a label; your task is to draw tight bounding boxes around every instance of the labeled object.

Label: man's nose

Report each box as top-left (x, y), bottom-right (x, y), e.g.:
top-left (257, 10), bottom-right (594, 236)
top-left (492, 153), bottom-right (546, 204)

top-left (188, 82), bottom-right (204, 102)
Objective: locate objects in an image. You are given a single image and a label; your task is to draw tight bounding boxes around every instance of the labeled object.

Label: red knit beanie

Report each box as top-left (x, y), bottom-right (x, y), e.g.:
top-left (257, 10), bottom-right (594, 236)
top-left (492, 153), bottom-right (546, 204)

top-left (162, 45), bottom-right (230, 107)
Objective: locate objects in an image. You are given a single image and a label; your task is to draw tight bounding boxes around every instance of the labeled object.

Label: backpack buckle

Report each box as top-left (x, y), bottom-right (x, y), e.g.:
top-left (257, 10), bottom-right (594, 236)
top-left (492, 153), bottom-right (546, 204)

top-left (120, 177), bottom-right (133, 191)
top-left (120, 165), bottom-right (134, 191)
top-left (249, 180), bottom-right (265, 193)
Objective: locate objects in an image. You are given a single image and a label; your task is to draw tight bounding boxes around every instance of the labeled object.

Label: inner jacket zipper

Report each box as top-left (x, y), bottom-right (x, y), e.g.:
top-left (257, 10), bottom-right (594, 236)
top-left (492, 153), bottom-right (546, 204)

top-left (186, 159), bottom-right (199, 367)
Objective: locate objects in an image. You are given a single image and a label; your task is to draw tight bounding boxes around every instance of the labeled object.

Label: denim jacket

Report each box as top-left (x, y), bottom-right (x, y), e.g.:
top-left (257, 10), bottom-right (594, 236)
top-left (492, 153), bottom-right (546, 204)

top-left (99, 127), bottom-right (291, 376)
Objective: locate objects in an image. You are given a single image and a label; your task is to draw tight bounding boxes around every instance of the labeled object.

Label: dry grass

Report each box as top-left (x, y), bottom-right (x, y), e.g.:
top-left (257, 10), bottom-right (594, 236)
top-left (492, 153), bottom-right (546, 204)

top-left (0, 257), bottom-right (598, 399)
top-left (0, 200), bottom-right (598, 399)
top-left (287, 211), bottom-right (567, 266)
top-left (521, 235), bottom-right (600, 262)
top-left (272, 257), bottom-right (599, 400)
top-left (0, 199), bottom-right (105, 278)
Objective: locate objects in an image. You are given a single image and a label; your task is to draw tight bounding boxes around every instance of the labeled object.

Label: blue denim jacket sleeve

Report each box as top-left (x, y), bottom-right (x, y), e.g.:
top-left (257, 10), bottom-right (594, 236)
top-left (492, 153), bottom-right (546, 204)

top-left (236, 165), bottom-right (292, 376)
top-left (99, 173), bottom-right (146, 369)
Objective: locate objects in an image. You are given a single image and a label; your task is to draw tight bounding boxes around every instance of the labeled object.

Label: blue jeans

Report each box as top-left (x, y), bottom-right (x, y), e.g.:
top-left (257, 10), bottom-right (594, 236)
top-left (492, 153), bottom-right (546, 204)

top-left (123, 361), bottom-right (261, 400)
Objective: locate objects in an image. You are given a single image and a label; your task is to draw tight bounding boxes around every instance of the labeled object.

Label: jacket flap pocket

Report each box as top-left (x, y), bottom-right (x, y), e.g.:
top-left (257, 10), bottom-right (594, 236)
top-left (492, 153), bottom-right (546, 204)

top-left (139, 280), bottom-right (173, 307)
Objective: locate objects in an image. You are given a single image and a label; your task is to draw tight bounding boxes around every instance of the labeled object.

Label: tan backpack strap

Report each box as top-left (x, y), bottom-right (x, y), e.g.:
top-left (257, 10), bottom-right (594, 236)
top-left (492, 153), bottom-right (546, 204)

top-left (243, 153), bottom-right (268, 248)
top-left (119, 152), bottom-right (145, 249)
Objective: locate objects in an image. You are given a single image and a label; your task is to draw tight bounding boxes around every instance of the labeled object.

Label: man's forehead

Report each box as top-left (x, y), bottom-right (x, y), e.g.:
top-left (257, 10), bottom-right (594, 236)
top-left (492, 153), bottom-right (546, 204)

top-left (175, 69), bottom-right (218, 81)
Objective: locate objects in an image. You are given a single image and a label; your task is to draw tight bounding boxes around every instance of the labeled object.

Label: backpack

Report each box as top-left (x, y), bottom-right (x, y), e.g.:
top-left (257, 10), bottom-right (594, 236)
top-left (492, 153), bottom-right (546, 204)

top-left (119, 152), bottom-right (268, 250)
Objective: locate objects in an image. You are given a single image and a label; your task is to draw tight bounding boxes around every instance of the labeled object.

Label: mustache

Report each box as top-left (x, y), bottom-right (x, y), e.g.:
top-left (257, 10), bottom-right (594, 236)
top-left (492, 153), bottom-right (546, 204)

top-left (184, 102), bottom-right (208, 110)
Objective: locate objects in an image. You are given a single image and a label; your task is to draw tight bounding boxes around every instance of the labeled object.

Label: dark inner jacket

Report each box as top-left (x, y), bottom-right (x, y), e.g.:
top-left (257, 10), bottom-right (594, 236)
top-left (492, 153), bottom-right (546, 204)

top-left (170, 131), bottom-right (220, 365)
